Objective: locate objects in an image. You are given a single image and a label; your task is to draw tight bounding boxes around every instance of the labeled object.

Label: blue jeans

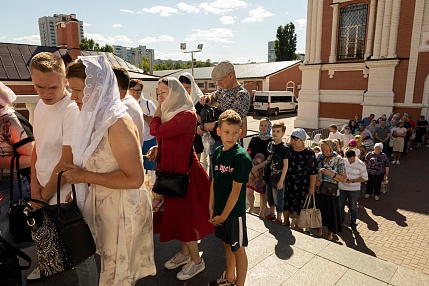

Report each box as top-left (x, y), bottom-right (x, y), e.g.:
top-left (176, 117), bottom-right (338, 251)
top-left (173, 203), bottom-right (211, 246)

top-left (142, 137), bottom-right (157, 171)
top-left (74, 255), bottom-right (98, 286)
top-left (339, 190), bottom-right (360, 227)
top-left (266, 178), bottom-right (284, 213)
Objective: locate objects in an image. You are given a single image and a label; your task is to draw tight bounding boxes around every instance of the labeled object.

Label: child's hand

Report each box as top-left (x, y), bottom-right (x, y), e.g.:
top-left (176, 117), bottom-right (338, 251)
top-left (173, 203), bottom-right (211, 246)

top-left (210, 215), bottom-right (225, 226)
top-left (251, 165), bottom-right (259, 175)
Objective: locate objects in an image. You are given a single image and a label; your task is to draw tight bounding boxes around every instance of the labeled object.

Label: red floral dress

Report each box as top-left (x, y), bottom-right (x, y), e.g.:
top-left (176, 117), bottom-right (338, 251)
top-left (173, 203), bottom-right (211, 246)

top-left (150, 110), bottom-right (214, 242)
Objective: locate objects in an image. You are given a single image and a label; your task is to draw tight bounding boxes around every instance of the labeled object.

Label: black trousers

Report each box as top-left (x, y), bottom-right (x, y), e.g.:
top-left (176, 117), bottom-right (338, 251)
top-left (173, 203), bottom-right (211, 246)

top-left (366, 173), bottom-right (384, 196)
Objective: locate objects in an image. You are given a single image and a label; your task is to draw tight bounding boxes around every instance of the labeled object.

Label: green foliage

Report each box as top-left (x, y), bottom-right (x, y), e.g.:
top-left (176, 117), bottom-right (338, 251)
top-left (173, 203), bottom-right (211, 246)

top-left (274, 22), bottom-right (297, 61)
top-left (152, 59), bottom-right (214, 71)
top-left (80, 37), bottom-right (113, 52)
top-left (142, 57), bottom-right (149, 72)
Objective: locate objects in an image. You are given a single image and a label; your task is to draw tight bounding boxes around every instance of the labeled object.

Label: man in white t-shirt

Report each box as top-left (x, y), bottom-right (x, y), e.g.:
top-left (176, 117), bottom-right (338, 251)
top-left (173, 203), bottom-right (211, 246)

top-left (328, 124), bottom-right (343, 151)
top-left (338, 149), bottom-right (368, 232)
top-left (28, 52), bottom-right (98, 284)
top-left (128, 79), bottom-right (157, 171)
top-left (112, 67), bottom-right (144, 147)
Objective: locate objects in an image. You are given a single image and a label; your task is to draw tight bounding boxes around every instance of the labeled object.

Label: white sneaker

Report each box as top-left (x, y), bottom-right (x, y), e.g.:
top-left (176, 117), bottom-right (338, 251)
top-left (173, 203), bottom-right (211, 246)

top-left (26, 266), bottom-right (43, 281)
top-left (375, 196), bottom-right (380, 201)
top-left (396, 160), bottom-right (400, 165)
top-left (176, 258), bottom-right (205, 280)
top-left (364, 194), bottom-right (370, 199)
top-left (165, 252), bottom-right (191, 270)
top-left (208, 271), bottom-right (235, 286)
top-left (392, 160), bottom-right (396, 164)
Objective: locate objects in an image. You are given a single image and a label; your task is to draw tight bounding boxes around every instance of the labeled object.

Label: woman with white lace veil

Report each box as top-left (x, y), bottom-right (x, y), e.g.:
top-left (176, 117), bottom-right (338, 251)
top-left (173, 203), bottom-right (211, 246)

top-left (178, 72), bottom-right (207, 162)
top-left (62, 55), bottom-right (156, 285)
top-left (147, 77), bottom-right (214, 281)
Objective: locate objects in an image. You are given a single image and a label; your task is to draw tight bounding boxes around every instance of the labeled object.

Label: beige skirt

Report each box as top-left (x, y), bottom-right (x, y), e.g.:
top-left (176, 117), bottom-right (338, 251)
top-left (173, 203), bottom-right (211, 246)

top-left (393, 137), bottom-right (404, 152)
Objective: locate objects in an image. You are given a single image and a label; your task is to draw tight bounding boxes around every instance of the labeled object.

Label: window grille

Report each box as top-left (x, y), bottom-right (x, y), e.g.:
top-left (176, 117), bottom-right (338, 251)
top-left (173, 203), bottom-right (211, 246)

top-left (337, 3), bottom-right (368, 60)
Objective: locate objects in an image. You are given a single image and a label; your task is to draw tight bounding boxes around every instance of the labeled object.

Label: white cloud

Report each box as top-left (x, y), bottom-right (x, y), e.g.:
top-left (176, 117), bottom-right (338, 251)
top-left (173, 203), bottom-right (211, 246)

top-left (178, 3), bottom-right (200, 13)
top-left (295, 18), bottom-right (307, 28)
top-left (139, 35), bottom-right (175, 43)
top-left (220, 16), bottom-right (236, 25)
top-left (242, 7), bottom-right (274, 23)
top-left (142, 6), bottom-right (179, 17)
top-left (120, 9), bottom-right (134, 14)
top-left (155, 50), bottom-right (192, 61)
top-left (85, 33), bottom-right (132, 45)
top-left (0, 36), bottom-right (6, 40)
top-left (112, 24), bottom-right (123, 28)
top-left (12, 35), bottom-right (40, 43)
top-left (83, 23), bottom-right (92, 27)
top-left (199, 0), bottom-right (248, 15)
top-left (185, 28), bottom-right (233, 43)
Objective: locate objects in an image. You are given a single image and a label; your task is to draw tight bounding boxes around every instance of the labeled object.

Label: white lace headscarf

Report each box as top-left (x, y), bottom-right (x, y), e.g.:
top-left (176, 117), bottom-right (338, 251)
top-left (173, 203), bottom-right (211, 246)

top-left (179, 72), bottom-right (203, 105)
top-left (0, 81), bottom-right (17, 116)
top-left (71, 55), bottom-right (128, 210)
top-left (160, 77), bottom-right (195, 122)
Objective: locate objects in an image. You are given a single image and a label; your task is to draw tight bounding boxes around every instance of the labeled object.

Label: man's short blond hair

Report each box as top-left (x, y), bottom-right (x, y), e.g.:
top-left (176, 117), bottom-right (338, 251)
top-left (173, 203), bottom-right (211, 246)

top-left (30, 52), bottom-right (66, 76)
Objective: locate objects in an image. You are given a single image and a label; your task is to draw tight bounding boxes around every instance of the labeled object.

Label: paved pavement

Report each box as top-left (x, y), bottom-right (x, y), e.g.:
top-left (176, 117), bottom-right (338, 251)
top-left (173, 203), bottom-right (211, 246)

top-left (1, 113), bottom-right (428, 285)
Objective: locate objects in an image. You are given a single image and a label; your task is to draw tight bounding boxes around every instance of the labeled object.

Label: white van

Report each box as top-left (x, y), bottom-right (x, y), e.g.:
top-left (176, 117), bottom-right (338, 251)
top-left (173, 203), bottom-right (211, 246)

top-left (253, 91), bottom-right (298, 116)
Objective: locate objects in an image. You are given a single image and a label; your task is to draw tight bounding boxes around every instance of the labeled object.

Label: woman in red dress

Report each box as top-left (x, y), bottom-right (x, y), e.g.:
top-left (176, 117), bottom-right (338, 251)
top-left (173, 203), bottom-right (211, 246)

top-left (148, 77), bottom-right (214, 281)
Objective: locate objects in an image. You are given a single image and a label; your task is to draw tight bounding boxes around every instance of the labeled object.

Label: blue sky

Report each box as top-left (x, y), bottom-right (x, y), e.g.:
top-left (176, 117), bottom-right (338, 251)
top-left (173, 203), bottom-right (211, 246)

top-left (0, 0), bottom-right (307, 64)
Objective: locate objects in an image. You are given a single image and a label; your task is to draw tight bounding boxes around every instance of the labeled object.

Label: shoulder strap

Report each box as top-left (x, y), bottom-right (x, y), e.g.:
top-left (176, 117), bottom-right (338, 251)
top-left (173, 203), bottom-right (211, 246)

top-left (0, 235), bottom-right (31, 270)
top-left (146, 100), bottom-right (150, 115)
top-left (9, 154), bottom-right (23, 203)
top-left (12, 137), bottom-right (35, 151)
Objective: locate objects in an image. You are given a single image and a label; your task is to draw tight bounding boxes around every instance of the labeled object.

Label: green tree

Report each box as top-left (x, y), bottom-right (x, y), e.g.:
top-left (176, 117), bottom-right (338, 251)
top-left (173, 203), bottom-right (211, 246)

top-left (80, 37), bottom-right (113, 52)
top-left (142, 57), bottom-right (149, 72)
top-left (100, 44), bottom-right (113, 52)
top-left (274, 22), bottom-right (297, 61)
top-left (80, 37), bottom-right (97, 50)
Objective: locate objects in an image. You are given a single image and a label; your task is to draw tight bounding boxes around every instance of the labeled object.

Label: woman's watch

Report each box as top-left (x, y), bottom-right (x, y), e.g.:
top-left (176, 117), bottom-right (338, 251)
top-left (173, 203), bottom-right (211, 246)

top-left (199, 123), bottom-right (205, 131)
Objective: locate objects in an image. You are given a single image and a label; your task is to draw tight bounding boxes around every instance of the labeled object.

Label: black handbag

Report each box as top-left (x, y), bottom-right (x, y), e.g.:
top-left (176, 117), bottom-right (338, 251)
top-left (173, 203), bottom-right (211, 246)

top-left (152, 139), bottom-right (193, 198)
top-left (0, 235), bottom-right (31, 286)
top-left (318, 181), bottom-right (339, 196)
top-left (22, 171), bottom-right (96, 278)
top-left (7, 153), bottom-right (33, 243)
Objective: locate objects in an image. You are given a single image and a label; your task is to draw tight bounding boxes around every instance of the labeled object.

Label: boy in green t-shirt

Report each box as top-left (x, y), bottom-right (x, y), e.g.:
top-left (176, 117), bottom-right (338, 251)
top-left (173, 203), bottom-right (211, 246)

top-left (208, 109), bottom-right (252, 286)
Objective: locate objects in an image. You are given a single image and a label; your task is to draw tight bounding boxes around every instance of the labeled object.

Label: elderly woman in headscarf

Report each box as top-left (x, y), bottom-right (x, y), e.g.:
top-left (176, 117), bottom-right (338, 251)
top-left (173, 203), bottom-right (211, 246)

top-left (147, 77), bottom-right (214, 281)
top-left (0, 82), bottom-right (34, 181)
top-left (178, 72), bottom-right (206, 161)
top-left (353, 134), bottom-right (367, 161)
top-left (246, 117), bottom-right (272, 216)
top-left (315, 139), bottom-right (347, 240)
top-left (284, 128), bottom-right (318, 229)
top-left (62, 56), bottom-right (156, 285)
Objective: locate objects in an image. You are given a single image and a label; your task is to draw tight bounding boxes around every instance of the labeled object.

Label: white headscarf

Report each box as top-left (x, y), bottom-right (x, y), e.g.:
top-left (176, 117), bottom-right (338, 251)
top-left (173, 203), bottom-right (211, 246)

top-left (179, 72), bottom-right (203, 105)
top-left (71, 55), bottom-right (128, 210)
top-left (160, 77), bottom-right (195, 122)
top-left (0, 81), bottom-right (17, 116)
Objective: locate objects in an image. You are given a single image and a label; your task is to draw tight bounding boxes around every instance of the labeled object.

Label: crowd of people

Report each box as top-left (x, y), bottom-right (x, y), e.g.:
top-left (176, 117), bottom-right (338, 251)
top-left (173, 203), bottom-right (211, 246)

top-left (1, 55), bottom-right (255, 286)
top-left (2, 51), bottom-right (428, 286)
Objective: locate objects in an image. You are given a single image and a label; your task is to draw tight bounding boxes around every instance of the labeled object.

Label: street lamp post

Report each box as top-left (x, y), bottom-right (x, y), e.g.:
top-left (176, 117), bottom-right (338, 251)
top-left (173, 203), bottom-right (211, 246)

top-left (180, 43), bottom-right (203, 76)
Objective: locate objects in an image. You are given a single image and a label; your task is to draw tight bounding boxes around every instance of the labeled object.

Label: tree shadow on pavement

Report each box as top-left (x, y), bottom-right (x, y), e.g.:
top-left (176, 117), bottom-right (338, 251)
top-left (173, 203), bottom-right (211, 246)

top-left (262, 219), bottom-right (296, 261)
